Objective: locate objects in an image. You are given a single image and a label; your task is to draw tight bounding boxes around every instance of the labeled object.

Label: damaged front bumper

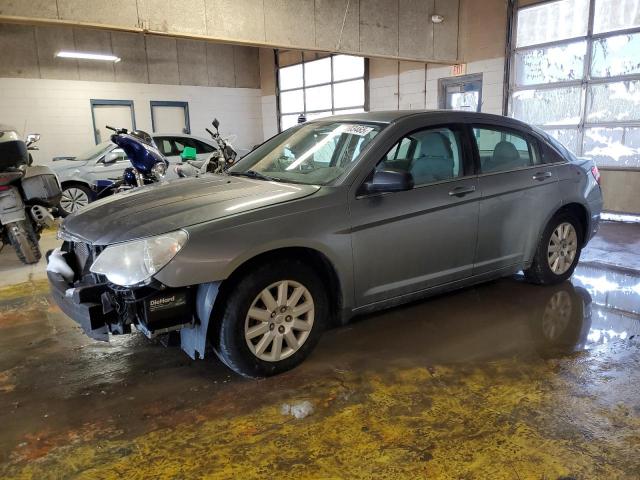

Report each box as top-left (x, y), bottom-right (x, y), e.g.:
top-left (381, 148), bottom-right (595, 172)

top-left (46, 242), bottom-right (211, 358)
top-left (48, 268), bottom-right (116, 341)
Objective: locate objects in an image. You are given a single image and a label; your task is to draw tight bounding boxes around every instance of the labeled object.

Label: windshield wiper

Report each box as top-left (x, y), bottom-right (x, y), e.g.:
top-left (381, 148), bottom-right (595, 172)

top-left (227, 170), bottom-right (274, 181)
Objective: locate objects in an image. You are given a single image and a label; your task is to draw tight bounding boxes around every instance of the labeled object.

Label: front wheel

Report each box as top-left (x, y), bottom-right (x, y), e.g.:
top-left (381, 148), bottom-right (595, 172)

top-left (525, 211), bottom-right (582, 285)
top-left (212, 259), bottom-right (328, 377)
top-left (6, 220), bottom-right (41, 264)
top-left (59, 184), bottom-right (92, 217)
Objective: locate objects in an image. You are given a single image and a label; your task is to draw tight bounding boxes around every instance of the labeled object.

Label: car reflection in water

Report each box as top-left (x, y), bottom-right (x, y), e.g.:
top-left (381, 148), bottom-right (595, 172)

top-left (310, 263), bottom-right (638, 371)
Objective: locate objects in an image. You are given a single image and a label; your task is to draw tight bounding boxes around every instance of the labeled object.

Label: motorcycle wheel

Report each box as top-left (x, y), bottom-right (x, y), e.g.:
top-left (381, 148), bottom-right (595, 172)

top-left (6, 220), bottom-right (41, 264)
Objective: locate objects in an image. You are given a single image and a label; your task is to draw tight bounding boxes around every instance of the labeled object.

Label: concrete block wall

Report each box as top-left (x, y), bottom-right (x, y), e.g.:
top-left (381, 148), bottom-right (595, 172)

top-left (0, 0), bottom-right (462, 64)
top-left (425, 58), bottom-right (505, 114)
top-left (0, 23), bottom-right (260, 89)
top-left (0, 77), bottom-right (263, 165)
top-left (368, 57), bottom-right (505, 115)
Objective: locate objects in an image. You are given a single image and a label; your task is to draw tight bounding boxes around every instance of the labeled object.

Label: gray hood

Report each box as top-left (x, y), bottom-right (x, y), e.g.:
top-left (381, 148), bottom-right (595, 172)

top-left (50, 158), bottom-right (89, 171)
top-left (61, 175), bottom-right (319, 245)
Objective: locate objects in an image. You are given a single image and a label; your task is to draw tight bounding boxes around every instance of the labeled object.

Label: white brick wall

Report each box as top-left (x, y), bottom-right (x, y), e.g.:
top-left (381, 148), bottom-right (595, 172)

top-left (0, 77), bottom-right (263, 164)
top-left (370, 57), bottom-right (505, 115)
top-left (261, 94), bottom-right (278, 140)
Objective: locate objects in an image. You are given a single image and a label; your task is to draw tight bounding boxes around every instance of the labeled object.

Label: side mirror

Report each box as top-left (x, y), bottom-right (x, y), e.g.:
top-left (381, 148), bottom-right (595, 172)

top-left (362, 169), bottom-right (414, 194)
top-left (26, 133), bottom-right (40, 144)
top-left (103, 151), bottom-right (119, 164)
top-left (212, 118), bottom-right (220, 130)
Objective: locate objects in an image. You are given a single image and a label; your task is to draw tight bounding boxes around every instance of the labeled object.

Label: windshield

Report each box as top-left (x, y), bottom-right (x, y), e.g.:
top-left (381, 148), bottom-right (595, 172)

top-left (229, 121), bottom-right (383, 185)
top-left (74, 142), bottom-right (112, 162)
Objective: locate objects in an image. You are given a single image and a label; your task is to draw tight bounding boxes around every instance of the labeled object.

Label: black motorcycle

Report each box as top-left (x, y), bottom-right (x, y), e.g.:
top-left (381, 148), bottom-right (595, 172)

top-left (0, 127), bottom-right (61, 264)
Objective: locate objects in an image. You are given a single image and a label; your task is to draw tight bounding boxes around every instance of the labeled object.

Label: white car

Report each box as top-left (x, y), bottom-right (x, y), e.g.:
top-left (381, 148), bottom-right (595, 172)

top-left (51, 133), bottom-right (217, 216)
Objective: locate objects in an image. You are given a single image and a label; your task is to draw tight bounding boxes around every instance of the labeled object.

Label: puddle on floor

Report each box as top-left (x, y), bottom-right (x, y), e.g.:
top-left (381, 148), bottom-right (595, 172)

top-left (0, 261), bottom-right (638, 478)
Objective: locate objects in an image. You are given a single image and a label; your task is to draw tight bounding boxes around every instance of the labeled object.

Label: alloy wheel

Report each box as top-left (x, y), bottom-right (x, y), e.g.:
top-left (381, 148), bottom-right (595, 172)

top-left (60, 187), bottom-right (89, 214)
top-left (547, 222), bottom-right (578, 275)
top-left (244, 280), bottom-right (315, 362)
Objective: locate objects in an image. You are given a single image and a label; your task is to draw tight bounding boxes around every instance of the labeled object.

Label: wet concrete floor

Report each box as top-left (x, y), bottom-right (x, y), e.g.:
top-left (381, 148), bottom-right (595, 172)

top-left (0, 222), bottom-right (639, 479)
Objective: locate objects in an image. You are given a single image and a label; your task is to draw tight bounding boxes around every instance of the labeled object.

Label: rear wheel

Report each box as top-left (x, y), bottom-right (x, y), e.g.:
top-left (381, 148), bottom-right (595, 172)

top-left (212, 259), bottom-right (328, 377)
top-left (59, 184), bottom-right (91, 217)
top-left (525, 211), bottom-right (582, 285)
top-left (6, 220), bottom-right (41, 264)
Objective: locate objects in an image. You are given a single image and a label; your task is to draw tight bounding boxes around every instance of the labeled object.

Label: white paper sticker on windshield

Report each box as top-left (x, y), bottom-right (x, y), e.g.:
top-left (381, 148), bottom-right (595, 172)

top-left (343, 124), bottom-right (374, 136)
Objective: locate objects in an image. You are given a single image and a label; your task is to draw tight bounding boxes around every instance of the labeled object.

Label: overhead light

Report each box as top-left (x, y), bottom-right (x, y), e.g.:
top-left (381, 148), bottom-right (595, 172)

top-left (56, 51), bottom-right (121, 63)
top-left (431, 14), bottom-right (444, 24)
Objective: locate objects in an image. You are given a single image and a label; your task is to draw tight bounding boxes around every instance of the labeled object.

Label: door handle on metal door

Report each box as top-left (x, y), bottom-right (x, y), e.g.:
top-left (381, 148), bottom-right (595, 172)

top-left (533, 171), bottom-right (552, 181)
top-left (448, 186), bottom-right (476, 197)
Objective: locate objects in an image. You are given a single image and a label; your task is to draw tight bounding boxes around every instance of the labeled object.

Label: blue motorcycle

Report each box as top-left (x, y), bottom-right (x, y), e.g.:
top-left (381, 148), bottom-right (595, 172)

top-left (105, 126), bottom-right (169, 191)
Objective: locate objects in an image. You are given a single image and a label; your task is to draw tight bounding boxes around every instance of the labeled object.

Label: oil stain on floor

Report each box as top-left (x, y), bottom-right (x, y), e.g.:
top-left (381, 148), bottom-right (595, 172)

top-left (0, 264), bottom-right (639, 479)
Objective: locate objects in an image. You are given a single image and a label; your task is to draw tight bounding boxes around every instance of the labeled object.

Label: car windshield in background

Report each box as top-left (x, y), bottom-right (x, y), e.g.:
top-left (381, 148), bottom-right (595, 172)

top-left (74, 142), bottom-right (112, 162)
top-left (229, 122), bottom-right (382, 185)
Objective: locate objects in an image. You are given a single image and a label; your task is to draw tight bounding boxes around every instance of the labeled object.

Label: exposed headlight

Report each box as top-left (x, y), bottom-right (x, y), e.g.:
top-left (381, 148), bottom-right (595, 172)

top-left (90, 230), bottom-right (188, 286)
top-left (152, 162), bottom-right (167, 180)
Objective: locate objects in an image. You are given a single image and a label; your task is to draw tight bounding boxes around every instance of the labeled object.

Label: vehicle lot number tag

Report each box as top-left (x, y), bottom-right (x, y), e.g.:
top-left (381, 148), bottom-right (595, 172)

top-left (343, 125), bottom-right (374, 136)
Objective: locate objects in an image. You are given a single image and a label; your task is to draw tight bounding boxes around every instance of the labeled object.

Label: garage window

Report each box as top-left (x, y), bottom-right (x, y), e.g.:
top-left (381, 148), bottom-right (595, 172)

top-left (277, 52), bottom-right (367, 131)
top-left (509, 0), bottom-right (640, 168)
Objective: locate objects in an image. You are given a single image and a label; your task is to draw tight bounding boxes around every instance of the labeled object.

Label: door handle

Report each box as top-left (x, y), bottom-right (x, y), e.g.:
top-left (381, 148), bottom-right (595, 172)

top-left (533, 171), bottom-right (552, 181)
top-left (448, 186), bottom-right (476, 197)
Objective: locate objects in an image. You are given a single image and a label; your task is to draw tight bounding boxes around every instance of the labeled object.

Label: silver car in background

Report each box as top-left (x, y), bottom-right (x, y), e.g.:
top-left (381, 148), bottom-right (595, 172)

top-left (51, 133), bottom-right (217, 215)
top-left (47, 111), bottom-right (603, 378)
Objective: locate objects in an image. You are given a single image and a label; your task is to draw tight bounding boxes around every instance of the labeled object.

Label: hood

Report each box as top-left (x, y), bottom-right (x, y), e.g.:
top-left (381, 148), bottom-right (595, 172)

top-left (60, 175), bottom-right (319, 245)
top-left (50, 158), bottom-right (89, 171)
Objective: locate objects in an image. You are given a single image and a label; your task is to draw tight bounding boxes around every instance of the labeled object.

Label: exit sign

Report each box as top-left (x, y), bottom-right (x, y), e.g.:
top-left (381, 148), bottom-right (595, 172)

top-left (451, 64), bottom-right (467, 76)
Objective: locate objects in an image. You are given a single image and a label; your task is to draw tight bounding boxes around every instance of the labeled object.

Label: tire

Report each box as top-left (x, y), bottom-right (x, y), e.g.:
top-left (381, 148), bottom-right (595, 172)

top-left (6, 220), bottom-right (41, 264)
top-left (59, 184), bottom-right (92, 217)
top-left (212, 259), bottom-right (328, 378)
top-left (524, 211), bottom-right (583, 285)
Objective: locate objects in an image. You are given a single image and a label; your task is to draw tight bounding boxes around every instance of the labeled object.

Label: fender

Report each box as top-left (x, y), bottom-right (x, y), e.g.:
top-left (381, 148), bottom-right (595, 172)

top-left (180, 281), bottom-right (221, 360)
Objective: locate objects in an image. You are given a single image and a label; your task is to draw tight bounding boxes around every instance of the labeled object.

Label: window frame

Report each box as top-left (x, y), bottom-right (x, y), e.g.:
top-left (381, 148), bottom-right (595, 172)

top-left (358, 123), bottom-right (474, 196)
top-left (507, 0), bottom-right (640, 169)
top-left (468, 124), bottom-right (543, 176)
top-left (275, 51), bottom-right (369, 132)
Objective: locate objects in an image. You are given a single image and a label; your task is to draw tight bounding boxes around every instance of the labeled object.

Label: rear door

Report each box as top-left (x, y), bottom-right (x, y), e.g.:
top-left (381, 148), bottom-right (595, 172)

top-left (349, 123), bottom-right (480, 307)
top-left (471, 124), bottom-right (562, 274)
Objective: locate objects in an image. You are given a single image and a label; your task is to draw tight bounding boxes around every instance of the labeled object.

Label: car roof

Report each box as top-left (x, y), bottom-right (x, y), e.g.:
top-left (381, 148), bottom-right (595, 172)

top-left (319, 109), bottom-right (532, 130)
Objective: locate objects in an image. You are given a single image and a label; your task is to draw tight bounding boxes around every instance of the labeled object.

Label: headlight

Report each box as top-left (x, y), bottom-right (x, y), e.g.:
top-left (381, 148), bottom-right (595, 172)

top-left (90, 230), bottom-right (188, 286)
top-left (152, 162), bottom-right (167, 180)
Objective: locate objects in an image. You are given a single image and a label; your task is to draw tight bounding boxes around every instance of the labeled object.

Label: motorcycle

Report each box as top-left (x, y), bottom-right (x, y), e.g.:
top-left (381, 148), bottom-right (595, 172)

top-left (175, 118), bottom-right (238, 178)
top-left (0, 127), bottom-right (61, 264)
top-left (105, 126), bottom-right (169, 191)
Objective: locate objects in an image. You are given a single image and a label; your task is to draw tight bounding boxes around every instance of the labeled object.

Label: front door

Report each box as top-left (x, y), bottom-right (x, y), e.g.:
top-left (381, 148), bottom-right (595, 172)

top-left (349, 125), bottom-right (480, 307)
top-left (471, 125), bottom-right (561, 274)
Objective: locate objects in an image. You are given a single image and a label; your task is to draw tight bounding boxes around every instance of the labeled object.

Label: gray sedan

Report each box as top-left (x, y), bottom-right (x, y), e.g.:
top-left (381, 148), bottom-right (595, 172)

top-left (50, 133), bottom-right (217, 216)
top-left (48, 111), bottom-right (603, 377)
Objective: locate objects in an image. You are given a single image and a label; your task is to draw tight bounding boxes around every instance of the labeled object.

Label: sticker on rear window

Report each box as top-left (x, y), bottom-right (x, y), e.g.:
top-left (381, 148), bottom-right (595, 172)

top-left (343, 125), bottom-right (374, 136)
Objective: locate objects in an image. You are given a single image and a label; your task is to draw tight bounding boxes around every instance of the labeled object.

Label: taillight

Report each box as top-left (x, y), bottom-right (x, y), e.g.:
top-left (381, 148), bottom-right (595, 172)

top-left (0, 185), bottom-right (9, 191)
top-left (591, 165), bottom-right (601, 185)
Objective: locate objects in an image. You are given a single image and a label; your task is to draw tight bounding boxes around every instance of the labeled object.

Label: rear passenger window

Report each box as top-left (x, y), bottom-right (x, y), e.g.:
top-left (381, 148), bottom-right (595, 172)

top-left (473, 127), bottom-right (540, 173)
top-left (155, 138), bottom-right (175, 156)
top-left (378, 127), bottom-right (463, 186)
top-left (194, 140), bottom-right (215, 154)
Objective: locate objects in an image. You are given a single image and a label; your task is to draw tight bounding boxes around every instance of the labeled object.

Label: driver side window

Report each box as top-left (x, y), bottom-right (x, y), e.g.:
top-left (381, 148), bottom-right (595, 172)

top-left (378, 127), bottom-right (463, 187)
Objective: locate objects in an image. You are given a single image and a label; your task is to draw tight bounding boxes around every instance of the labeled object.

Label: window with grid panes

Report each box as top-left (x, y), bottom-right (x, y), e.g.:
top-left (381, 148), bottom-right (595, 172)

top-left (509, 0), bottom-right (640, 168)
top-left (277, 53), bottom-right (367, 131)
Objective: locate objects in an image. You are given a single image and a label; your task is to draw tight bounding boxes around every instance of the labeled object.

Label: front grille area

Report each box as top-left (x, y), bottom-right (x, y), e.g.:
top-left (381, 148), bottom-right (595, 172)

top-left (73, 242), bottom-right (90, 271)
